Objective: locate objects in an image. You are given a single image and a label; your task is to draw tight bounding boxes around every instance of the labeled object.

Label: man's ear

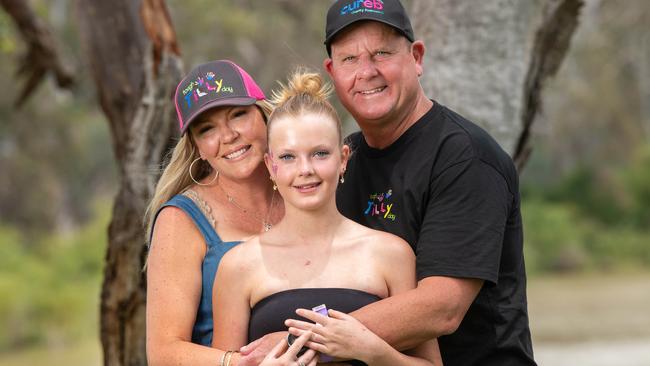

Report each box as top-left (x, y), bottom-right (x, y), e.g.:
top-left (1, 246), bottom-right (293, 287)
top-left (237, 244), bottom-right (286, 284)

top-left (324, 57), bottom-right (334, 76)
top-left (411, 40), bottom-right (426, 77)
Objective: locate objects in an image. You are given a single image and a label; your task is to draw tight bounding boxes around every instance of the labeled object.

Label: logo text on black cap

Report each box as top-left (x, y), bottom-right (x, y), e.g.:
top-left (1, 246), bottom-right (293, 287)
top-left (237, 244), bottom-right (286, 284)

top-left (340, 0), bottom-right (384, 15)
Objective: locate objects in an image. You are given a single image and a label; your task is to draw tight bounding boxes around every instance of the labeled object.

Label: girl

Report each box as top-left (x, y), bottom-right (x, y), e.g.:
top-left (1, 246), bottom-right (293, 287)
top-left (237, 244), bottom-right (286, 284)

top-left (212, 71), bottom-right (441, 365)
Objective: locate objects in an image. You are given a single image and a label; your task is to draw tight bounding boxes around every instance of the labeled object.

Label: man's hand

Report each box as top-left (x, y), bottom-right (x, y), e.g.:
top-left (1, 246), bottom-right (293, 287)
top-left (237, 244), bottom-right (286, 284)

top-left (238, 331), bottom-right (288, 366)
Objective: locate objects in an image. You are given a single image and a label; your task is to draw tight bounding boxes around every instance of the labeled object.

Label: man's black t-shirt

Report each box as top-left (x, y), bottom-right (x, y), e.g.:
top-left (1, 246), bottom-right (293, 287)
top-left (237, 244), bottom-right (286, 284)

top-left (337, 102), bottom-right (536, 365)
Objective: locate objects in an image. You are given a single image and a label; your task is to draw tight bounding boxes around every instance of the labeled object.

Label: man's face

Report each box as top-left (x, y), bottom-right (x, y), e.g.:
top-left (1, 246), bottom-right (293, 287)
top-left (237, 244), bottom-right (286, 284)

top-left (325, 21), bottom-right (424, 130)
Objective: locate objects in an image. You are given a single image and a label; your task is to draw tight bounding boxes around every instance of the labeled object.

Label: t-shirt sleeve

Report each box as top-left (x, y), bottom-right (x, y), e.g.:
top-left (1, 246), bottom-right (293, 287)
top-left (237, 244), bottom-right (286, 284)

top-left (415, 157), bottom-right (512, 284)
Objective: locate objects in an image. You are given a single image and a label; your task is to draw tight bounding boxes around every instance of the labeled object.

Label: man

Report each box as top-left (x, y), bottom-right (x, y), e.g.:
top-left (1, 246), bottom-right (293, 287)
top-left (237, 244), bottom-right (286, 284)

top-left (324, 0), bottom-right (536, 365)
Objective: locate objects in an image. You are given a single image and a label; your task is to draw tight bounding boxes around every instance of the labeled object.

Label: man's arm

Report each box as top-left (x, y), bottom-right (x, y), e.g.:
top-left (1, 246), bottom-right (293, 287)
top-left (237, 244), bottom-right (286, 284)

top-left (349, 275), bottom-right (483, 350)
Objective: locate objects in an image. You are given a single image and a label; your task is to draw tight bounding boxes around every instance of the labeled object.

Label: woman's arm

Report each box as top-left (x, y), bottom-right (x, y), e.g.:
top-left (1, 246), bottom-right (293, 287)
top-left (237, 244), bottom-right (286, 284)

top-left (212, 242), bottom-right (255, 363)
top-left (146, 207), bottom-right (229, 365)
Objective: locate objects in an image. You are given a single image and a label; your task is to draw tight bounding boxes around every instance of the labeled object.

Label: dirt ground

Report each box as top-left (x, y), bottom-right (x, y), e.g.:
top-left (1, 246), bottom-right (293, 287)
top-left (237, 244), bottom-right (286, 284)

top-left (528, 272), bottom-right (650, 365)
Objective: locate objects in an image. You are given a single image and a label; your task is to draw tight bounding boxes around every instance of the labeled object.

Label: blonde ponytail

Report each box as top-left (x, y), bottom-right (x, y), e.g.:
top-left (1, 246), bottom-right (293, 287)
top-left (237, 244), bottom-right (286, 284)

top-left (268, 69), bottom-right (342, 144)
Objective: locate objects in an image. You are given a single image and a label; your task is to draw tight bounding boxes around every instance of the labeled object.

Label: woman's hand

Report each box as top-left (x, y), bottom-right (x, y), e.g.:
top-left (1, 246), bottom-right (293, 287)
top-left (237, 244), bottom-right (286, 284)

top-left (259, 331), bottom-right (318, 366)
top-left (285, 308), bottom-right (388, 364)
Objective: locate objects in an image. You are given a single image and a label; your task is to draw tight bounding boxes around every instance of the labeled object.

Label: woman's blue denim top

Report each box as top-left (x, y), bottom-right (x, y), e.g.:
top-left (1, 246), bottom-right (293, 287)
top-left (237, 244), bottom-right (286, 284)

top-left (158, 194), bottom-right (241, 346)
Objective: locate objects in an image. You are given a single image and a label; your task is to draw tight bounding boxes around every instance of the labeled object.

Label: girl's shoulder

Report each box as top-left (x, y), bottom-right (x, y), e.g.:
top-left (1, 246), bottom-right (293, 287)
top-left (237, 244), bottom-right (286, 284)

top-left (342, 219), bottom-right (414, 258)
top-left (222, 235), bottom-right (263, 266)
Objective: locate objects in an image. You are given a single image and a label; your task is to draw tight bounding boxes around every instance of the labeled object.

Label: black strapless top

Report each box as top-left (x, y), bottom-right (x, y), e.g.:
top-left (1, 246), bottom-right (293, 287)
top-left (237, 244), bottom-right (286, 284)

top-left (248, 288), bottom-right (382, 365)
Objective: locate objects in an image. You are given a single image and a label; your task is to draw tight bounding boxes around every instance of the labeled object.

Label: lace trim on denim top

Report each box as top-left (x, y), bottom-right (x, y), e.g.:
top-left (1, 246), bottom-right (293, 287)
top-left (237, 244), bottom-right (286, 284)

top-left (156, 193), bottom-right (241, 346)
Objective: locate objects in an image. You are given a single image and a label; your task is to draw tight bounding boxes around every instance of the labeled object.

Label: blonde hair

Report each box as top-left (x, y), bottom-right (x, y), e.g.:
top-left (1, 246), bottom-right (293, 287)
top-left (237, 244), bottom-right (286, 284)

top-left (268, 70), bottom-right (342, 144)
top-left (144, 100), bottom-right (272, 242)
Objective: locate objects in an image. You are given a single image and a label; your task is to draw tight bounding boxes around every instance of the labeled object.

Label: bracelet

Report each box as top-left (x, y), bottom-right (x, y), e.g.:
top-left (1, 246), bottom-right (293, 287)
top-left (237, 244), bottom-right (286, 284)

top-left (220, 351), bottom-right (233, 366)
top-left (219, 351), bottom-right (227, 366)
top-left (225, 350), bottom-right (236, 366)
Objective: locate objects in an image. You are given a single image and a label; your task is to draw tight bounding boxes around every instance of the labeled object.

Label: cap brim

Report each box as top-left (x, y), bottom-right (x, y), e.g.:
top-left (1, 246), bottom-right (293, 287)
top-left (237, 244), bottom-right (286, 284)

top-left (180, 97), bottom-right (257, 134)
top-left (325, 17), bottom-right (414, 47)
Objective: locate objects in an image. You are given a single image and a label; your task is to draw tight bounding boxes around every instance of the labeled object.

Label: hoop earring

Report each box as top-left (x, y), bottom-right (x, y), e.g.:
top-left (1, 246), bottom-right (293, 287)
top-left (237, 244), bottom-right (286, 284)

top-left (189, 157), bottom-right (219, 186)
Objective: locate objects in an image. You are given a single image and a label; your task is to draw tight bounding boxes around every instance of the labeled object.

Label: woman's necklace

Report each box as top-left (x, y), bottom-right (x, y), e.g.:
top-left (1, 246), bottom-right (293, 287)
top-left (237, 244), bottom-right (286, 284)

top-left (217, 183), bottom-right (276, 232)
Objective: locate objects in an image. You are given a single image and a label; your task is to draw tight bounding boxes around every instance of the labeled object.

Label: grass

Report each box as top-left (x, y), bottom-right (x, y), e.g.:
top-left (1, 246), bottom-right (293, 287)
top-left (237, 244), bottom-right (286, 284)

top-left (0, 338), bottom-right (101, 366)
top-left (528, 270), bottom-right (650, 344)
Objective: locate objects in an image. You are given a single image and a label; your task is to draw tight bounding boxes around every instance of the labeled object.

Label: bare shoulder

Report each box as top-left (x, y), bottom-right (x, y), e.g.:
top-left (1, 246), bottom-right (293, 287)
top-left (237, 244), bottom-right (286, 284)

top-left (221, 235), bottom-right (261, 269)
top-left (343, 219), bottom-right (414, 261)
top-left (150, 205), bottom-right (204, 252)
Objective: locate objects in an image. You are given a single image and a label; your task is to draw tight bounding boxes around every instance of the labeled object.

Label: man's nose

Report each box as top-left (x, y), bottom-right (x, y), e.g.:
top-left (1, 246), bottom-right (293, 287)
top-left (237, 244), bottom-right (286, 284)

top-left (356, 56), bottom-right (379, 80)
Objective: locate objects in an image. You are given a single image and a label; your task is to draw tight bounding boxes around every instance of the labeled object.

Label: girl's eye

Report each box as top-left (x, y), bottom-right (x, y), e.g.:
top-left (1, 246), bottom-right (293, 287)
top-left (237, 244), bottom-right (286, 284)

top-left (278, 154), bottom-right (294, 161)
top-left (314, 150), bottom-right (330, 158)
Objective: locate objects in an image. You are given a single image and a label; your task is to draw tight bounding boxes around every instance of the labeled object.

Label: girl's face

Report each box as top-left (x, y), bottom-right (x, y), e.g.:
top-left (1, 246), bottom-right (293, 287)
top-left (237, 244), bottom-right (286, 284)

top-left (190, 104), bottom-right (267, 181)
top-left (265, 112), bottom-right (349, 212)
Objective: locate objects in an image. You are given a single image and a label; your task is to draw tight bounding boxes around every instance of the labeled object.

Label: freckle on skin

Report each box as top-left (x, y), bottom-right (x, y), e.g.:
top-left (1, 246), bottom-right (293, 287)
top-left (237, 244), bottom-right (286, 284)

top-left (305, 260), bottom-right (311, 266)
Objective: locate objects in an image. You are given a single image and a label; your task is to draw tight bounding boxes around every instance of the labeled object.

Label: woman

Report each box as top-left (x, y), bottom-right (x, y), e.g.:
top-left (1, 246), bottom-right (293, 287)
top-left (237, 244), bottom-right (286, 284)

top-left (211, 71), bottom-right (441, 365)
top-left (145, 60), bottom-right (283, 365)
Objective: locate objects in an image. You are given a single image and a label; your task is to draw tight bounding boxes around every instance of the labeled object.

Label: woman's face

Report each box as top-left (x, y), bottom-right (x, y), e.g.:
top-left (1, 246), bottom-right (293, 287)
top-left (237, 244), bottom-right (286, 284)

top-left (265, 112), bottom-right (349, 212)
top-left (189, 104), bottom-right (267, 181)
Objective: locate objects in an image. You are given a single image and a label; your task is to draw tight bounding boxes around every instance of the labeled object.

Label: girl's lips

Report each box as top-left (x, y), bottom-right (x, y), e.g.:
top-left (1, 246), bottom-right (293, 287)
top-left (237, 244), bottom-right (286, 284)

top-left (293, 182), bottom-right (322, 192)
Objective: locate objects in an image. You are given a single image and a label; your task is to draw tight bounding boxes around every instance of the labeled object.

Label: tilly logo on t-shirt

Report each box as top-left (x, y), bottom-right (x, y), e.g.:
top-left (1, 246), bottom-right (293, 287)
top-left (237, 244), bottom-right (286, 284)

top-left (364, 189), bottom-right (396, 221)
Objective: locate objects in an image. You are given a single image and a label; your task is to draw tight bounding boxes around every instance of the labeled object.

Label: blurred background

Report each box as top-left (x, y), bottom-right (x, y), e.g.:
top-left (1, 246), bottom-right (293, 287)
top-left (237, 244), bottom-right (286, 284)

top-left (0, 0), bottom-right (648, 365)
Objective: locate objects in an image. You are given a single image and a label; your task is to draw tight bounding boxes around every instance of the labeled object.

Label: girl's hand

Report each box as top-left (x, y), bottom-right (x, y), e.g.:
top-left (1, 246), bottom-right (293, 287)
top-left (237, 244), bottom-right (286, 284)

top-left (285, 308), bottom-right (387, 363)
top-left (259, 331), bottom-right (318, 366)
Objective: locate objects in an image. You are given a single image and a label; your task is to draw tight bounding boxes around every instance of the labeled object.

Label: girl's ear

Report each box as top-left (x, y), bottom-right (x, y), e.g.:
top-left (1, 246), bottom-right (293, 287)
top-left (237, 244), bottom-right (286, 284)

top-left (264, 151), bottom-right (276, 180)
top-left (340, 144), bottom-right (350, 173)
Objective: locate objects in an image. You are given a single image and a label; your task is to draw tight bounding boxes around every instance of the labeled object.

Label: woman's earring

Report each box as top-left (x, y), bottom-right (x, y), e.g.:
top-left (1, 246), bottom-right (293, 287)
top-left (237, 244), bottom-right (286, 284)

top-left (272, 181), bottom-right (277, 190)
top-left (189, 157), bottom-right (218, 186)
top-left (339, 174), bottom-right (345, 184)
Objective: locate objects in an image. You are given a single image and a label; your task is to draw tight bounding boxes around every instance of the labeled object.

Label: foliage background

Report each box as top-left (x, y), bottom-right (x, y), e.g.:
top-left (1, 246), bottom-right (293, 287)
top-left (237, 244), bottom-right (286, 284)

top-left (0, 0), bottom-right (648, 364)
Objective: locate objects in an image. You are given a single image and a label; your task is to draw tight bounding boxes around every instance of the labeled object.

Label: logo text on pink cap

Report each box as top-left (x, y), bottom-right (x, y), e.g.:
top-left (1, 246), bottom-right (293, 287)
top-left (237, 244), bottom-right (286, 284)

top-left (181, 71), bottom-right (234, 108)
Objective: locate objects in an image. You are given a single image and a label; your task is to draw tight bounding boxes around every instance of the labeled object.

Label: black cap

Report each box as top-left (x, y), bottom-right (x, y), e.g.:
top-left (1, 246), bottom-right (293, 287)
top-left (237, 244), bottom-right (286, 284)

top-left (324, 0), bottom-right (415, 55)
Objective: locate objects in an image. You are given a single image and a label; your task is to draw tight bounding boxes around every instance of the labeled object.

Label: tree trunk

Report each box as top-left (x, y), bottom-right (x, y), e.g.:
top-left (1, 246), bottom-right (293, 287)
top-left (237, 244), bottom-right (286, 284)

top-left (75, 1), bottom-right (182, 365)
top-left (411, 0), bottom-right (584, 170)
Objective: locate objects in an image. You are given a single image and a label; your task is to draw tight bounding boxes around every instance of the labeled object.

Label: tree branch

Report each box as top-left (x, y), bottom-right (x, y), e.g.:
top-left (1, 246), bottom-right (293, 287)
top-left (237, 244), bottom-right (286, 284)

top-left (0, 0), bottom-right (75, 108)
top-left (514, 0), bottom-right (585, 170)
